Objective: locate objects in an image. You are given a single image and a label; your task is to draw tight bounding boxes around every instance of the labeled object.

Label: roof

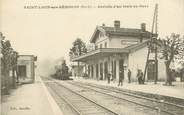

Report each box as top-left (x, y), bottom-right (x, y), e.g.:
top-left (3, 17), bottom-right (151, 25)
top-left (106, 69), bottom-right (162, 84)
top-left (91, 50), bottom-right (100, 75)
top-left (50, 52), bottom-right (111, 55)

top-left (90, 26), bottom-right (154, 43)
top-left (123, 40), bottom-right (149, 53)
top-left (71, 48), bottom-right (128, 62)
top-left (18, 55), bottom-right (37, 61)
top-left (18, 55), bottom-right (35, 57)
top-left (102, 26), bottom-right (142, 33)
top-left (71, 41), bottom-right (149, 62)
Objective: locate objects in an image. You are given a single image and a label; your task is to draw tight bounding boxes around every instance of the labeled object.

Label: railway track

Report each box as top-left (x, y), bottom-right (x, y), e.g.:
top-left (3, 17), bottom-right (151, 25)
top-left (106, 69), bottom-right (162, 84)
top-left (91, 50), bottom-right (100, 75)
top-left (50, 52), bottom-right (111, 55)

top-left (67, 81), bottom-right (184, 115)
top-left (41, 77), bottom-right (184, 115)
top-left (43, 79), bottom-right (118, 115)
top-left (73, 81), bottom-right (184, 107)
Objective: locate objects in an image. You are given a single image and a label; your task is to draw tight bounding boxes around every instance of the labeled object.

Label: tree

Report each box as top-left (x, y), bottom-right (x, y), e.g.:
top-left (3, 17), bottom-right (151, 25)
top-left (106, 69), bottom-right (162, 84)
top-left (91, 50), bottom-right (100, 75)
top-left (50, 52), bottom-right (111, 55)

top-left (69, 38), bottom-right (87, 58)
top-left (159, 33), bottom-right (184, 85)
top-left (1, 32), bottom-right (19, 94)
top-left (11, 51), bottom-right (19, 88)
top-left (180, 63), bottom-right (184, 82)
top-left (69, 38), bottom-right (87, 77)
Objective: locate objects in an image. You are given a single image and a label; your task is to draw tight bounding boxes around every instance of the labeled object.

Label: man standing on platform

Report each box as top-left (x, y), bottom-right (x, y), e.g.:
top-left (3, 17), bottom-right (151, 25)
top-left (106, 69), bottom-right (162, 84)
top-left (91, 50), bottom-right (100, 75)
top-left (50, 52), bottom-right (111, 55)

top-left (128, 69), bottom-right (131, 83)
top-left (118, 70), bottom-right (124, 86)
top-left (107, 72), bottom-right (111, 84)
top-left (137, 69), bottom-right (143, 84)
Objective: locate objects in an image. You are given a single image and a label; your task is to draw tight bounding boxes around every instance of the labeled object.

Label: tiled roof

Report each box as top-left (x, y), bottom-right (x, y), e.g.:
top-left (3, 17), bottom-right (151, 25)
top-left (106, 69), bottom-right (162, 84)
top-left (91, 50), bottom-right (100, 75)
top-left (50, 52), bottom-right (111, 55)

top-left (90, 26), bottom-right (154, 43)
top-left (102, 26), bottom-right (142, 33)
top-left (123, 40), bottom-right (149, 52)
top-left (101, 26), bottom-right (153, 36)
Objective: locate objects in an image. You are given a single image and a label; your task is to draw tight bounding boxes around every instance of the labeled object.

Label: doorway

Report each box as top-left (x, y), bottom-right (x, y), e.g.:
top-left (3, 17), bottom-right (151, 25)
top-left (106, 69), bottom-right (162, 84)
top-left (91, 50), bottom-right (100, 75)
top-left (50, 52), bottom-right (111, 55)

top-left (100, 63), bottom-right (103, 80)
top-left (119, 59), bottom-right (124, 80)
top-left (18, 65), bottom-right (27, 79)
top-left (147, 60), bottom-right (156, 81)
top-left (96, 64), bottom-right (98, 79)
top-left (88, 65), bottom-right (90, 77)
top-left (104, 62), bottom-right (108, 80)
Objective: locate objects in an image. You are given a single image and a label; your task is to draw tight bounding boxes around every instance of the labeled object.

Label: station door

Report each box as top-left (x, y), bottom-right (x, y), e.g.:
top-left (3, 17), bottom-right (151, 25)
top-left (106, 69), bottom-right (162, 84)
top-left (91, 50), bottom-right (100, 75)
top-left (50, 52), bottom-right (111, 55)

top-left (147, 60), bottom-right (156, 81)
top-left (18, 65), bottom-right (27, 78)
top-left (119, 59), bottom-right (124, 79)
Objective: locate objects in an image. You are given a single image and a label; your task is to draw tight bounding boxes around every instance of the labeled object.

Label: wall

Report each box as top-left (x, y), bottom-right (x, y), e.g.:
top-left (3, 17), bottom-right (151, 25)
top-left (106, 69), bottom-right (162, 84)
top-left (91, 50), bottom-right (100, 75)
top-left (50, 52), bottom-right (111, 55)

top-left (95, 35), bottom-right (140, 49)
top-left (128, 47), bottom-right (148, 81)
top-left (95, 34), bottom-right (109, 48)
top-left (128, 47), bottom-right (166, 82)
top-left (109, 36), bottom-right (140, 48)
top-left (94, 31), bottom-right (150, 49)
top-left (157, 56), bottom-right (167, 81)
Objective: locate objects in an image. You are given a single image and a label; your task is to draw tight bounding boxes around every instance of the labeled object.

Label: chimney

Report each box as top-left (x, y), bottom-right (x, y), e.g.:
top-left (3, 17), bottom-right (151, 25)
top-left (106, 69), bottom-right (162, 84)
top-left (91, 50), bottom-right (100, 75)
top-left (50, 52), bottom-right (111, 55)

top-left (114, 20), bottom-right (120, 29)
top-left (141, 23), bottom-right (146, 32)
top-left (102, 23), bottom-right (105, 26)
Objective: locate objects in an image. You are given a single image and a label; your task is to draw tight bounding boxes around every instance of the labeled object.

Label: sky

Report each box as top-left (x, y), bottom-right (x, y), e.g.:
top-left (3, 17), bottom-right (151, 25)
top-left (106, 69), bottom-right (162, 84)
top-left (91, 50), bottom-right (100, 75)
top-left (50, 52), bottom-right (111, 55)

top-left (1, 0), bottom-right (184, 75)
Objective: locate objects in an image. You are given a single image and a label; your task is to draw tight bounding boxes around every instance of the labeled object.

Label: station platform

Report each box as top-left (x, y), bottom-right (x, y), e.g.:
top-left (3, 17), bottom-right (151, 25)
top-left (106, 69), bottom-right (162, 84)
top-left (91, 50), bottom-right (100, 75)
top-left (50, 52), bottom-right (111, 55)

top-left (72, 77), bottom-right (184, 99)
top-left (1, 76), bottom-right (63, 115)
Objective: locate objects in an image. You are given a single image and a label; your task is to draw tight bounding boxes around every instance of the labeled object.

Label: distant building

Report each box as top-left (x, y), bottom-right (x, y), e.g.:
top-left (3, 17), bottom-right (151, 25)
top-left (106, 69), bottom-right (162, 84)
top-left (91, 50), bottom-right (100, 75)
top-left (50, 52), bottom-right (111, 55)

top-left (71, 20), bottom-right (166, 82)
top-left (17, 55), bottom-right (37, 83)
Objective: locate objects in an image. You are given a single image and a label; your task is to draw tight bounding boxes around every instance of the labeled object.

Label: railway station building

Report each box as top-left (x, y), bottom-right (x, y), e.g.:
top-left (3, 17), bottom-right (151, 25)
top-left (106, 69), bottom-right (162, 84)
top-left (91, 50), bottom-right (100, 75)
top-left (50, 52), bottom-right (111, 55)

top-left (17, 55), bottom-right (37, 83)
top-left (71, 21), bottom-right (166, 82)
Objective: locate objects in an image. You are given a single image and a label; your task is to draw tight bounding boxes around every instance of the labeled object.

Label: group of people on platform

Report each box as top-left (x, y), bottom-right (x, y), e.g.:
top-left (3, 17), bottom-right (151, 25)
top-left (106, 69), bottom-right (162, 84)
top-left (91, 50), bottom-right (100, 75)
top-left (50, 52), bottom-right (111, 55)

top-left (107, 69), bottom-right (144, 86)
top-left (82, 67), bottom-right (184, 85)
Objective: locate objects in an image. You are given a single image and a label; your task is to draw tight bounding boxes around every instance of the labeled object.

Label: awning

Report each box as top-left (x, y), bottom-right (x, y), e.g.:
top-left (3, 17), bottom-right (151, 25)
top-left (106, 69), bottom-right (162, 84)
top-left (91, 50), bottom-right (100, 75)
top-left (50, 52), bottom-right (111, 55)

top-left (71, 48), bottom-right (129, 62)
top-left (71, 41), bottom-right (149, 62)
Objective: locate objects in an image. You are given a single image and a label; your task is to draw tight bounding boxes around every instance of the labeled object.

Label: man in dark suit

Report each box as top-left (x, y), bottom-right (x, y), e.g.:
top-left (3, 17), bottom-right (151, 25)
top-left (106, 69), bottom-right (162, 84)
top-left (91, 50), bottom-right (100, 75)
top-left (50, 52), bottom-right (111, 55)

top-left (118, 70), bottom-right (124, 86)
top-left (107, 72), bottom-right (111, 84)
top-left (128, 69), bottom-right (131, 83)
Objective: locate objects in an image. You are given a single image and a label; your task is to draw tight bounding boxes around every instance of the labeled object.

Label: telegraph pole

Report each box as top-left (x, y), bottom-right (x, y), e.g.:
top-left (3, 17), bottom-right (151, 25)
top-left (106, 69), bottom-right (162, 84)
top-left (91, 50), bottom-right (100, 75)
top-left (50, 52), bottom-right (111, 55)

top-left (143, 4), bottom-right (158, 84)
top-left (154, 4), bottom-right (158, 84)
